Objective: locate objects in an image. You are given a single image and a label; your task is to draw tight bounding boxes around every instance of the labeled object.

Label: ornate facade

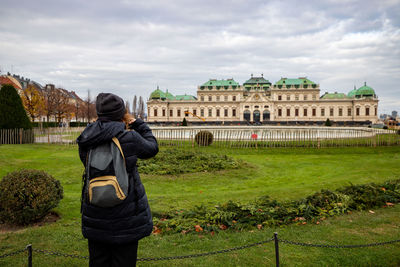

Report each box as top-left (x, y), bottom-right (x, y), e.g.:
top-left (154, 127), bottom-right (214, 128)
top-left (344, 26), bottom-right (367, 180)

top-left (147, 75), bottom-right (379, 124)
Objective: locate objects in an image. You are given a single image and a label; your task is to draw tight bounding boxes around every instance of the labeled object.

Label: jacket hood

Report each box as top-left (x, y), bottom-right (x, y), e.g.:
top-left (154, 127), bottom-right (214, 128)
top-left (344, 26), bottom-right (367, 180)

top-left (76, 120), bottom-right (125, 148)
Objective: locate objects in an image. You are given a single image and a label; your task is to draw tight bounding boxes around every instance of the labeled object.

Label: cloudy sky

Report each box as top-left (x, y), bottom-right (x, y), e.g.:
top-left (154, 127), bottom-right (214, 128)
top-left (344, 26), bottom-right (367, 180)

top-left (0, 0), bottom-right (399, 113)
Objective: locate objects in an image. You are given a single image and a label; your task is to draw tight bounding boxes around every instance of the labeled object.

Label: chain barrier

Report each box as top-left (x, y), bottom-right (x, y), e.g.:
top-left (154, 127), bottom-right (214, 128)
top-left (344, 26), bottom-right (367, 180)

top-left (137, 237), bottom-right (275, 262)
top-left (279, 238), bottom-right (400, 248)
top-left (1, 235), bottom-right (400, 264)
top-left (32, 248), bottom-right (89, 260)
top-left (0, 248), bottom-right (26, 259)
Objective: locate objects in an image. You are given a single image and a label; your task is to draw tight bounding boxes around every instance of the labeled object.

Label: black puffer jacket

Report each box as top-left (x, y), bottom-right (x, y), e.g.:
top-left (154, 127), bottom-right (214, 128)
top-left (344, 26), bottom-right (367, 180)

top-left (77, 118), bottom-right (158, 244)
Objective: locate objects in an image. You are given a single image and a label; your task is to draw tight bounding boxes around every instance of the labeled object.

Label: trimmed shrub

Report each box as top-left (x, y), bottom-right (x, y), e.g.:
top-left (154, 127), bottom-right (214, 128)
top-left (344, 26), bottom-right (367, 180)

top-left (195, 131), bottom-right (213, 146)
top-left (69, 122), bottom-right (88, 127)
top-left (0, 84), bottom-right (32, 130)
top-left (0, 169), bottom-right (63, 225)
top-left (182, 118), bottom-right (188, 126)
top-left (325, 118), bottom-right (332, 126)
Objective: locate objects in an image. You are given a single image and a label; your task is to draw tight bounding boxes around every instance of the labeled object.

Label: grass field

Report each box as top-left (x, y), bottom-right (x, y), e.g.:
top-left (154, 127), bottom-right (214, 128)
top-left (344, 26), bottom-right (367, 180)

top-left (0, 144), bottom-right (399, 266)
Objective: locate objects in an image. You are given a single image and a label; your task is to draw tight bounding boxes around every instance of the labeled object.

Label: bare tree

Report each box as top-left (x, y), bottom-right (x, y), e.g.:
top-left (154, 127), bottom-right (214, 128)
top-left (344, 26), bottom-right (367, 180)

top-left (132, 95), bottom-right (137, 118)
top-left (53, 88), bottom-right (70, 123)
top-left (84, 90), bottom-right (96, 122)
top-left (43, 85), bottom-right (57, 122)
top-left (138, 96), bottom-right (145, 119)
top-left (125, 100), bottom-right (130, 114)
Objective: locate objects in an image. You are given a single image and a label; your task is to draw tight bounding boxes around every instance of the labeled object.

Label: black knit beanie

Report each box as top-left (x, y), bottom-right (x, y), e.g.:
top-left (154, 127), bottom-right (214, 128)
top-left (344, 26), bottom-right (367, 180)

top-left (96, 93), bottom-right (126, 121)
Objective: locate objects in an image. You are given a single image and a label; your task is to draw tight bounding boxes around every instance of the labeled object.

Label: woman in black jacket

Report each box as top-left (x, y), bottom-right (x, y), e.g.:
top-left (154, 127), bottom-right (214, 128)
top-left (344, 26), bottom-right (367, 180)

top-left (77, 93), bottom-right (158, 267)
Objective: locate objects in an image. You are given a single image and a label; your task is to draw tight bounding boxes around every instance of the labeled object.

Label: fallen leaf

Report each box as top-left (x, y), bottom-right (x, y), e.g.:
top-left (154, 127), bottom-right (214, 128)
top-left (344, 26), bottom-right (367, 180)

top-left (257, 224), bottom-right (262, 230)
top-left (302, 222), bottom-right (307, 225)
top-left (210, 231), bottom-right (215, 236)
top-left (386, 202), bottom-right (394, 206)
top-left (195, 225), bottom-right (203, 232)
top-left (369, 210), bottom-right (375, 214)
top-left (381, 187), bottom-right (386, 191)
top-left (316, 221), bottom-right (320, 225)
top-left (152, 226), bottom-right (161, 235)
top-left (219, 224), bottom-right (228, 230)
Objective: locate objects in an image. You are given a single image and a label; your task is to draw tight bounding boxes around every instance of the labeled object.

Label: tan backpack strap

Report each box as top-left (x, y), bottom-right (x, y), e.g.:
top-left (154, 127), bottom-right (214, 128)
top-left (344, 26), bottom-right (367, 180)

top-left (112, 137), bottom-right (126, 162)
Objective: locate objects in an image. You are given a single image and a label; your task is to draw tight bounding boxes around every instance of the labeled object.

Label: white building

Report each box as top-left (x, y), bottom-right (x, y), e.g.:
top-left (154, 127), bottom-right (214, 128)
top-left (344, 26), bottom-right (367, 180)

top-left (147, 75), bottom-right (378, 125)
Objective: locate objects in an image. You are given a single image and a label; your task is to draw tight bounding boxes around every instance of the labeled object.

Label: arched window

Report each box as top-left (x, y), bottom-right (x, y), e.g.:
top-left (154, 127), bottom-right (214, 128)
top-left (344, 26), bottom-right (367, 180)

top-left (263, 110), bottom-right (270, 121)
top-left (243, 110), bottom-right (251, 121)
top-left (253, 110), bottom-right (260, 123)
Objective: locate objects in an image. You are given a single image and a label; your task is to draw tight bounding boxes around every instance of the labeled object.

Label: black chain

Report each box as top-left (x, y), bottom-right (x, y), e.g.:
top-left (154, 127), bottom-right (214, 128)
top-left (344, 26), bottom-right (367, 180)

top-left (137, 237), bottom-right (275, 261)
top-left (279, 238), bottom-right (400, 248)
top-left (2, 236), bottom-right (400, 262)
top-left (0, 248), bottom-right (26, 259)
top-left (33, 248), bottom-right (89, 260)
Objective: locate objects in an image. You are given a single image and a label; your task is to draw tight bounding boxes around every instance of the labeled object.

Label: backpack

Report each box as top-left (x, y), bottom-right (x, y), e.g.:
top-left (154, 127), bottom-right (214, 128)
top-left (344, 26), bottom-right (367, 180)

top-left (84, 136), bottom-right (129, 208)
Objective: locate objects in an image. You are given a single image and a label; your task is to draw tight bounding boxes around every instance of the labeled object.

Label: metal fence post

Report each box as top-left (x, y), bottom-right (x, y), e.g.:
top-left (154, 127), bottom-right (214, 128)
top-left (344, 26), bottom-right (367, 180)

top-left (26, 244), bottom-right (32, 267)
top-left (274, 232), bottom-right (280, 267)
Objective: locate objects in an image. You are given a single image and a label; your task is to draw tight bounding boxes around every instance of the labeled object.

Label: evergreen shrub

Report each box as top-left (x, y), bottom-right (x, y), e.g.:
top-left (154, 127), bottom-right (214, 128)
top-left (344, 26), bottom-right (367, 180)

top-left (0, 169), bottom-right (63, 225)
top-left (325, 118), bottom-right (332, 126)
top-left (0, 84), bottom-right (32, 130)
top-left (195, 131), bottom-right (213, 146)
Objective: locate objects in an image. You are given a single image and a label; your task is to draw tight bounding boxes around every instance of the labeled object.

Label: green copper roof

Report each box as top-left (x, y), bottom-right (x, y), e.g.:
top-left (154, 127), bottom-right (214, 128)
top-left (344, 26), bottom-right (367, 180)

top-left (150, 88), bottom-right (166, 99)
top-left (243, 76), bottom-right (271, 85)
top-left (165, 90), bottom-right (175, 100)
top-left (321, 92), bottom-right (348, 99)
top-left (202, 79), bottom-right (239, 87)
top-left (355, 82), bottom-right (375, 96)
top-left (275, 77), bottom-right (316, 86)
top-left (348, 86), bottom-right (357, 98)
top-left (175, 94), bottom-right (197, 100)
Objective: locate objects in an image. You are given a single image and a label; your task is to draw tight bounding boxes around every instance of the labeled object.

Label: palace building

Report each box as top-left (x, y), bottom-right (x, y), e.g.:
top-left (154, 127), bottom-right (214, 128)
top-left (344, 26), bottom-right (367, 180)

top-left (147, 75), bottom-right (378, 125)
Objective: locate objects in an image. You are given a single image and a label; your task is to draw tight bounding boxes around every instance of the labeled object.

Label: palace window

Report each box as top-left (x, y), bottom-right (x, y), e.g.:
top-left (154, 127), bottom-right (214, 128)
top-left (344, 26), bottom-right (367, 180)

top-left (348, 108), bottom-right (352, 116)
top-left (304, 95), bottom-right (308, 100)
top-left (170, 110), bottom-right (173, 117)
top-left (185, 110), bottom-right (189, 117)
top-left (339, 108), bottom-right (342, 116)
top-left (330, 108), bottom-right (334, 116)
top-left (321, 108), bottom-right (325, 116)
top-left (287, 95), bottom-right (290, 101)
top-left (304, 108), bottom-right (308, 116)
top-left (193, 109), bottom-right (197, 116)
top-left (201, 96), bottom-right (204, 101)
top-left (278, 95), bottom-right (282, 101)
top-left (233, 96), bottom-right (236, 101)
top-left (216, 95), bottom-right (220, 101)
top-left (177, 109), bottom-right (181, 117)
top-left (216, 109), bottom-right (220, 117)
top-left (208, 95), bottom-right (212, 101)
top-left (356, 107), bottom-right (360, 116)
top-left (295, 95), bottom-right (299, 101)
top-left (162, 109), bottom-right (166, 117)
top-left (295, 108), bottom-right (299, 116)
top-left (200, 109), bottom-right (204, 117)
top-left (232, 109), bottom-right (236, 117)
top-left (366, 107), bottom-right (370, 116)
top-left (208, 109), bottom-right (212, 117)
top-left (312, 108), bottom-right (316, 116)
top-left (375, 107), bottom-right (377, 115)
top-left (154, 108), bottom-right (158, 117)
top-left (224, 95), bottom-right (228, 101)
top-left (278, 109), bottom-right (282, 116)
top-left (224, 109), bottom-right (228, 117)
top-left (286, 108), bottom-right (290, 117)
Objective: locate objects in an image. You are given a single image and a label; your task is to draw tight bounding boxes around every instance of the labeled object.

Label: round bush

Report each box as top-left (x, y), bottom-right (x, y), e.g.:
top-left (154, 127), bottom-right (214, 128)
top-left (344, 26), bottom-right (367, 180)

top-left (195, 131), bottom-right (213, 146)
top-left (0, 169), bottom-right (63, 225)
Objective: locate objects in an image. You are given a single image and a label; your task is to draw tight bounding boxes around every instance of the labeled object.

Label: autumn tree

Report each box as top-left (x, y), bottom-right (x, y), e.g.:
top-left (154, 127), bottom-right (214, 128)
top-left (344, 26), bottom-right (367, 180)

top-left (21, 84), bottom-right (45, 121)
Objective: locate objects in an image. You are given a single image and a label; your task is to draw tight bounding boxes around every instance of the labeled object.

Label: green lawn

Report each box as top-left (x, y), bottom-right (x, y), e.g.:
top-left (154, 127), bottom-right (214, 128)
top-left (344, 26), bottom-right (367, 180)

top-left (0, 144), bottom-right (399, 266)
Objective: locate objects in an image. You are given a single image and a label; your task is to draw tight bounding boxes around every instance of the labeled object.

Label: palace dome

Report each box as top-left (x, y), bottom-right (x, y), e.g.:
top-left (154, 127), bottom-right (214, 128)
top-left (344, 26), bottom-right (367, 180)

top-left (355, 82), bottom-right (375, 97)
